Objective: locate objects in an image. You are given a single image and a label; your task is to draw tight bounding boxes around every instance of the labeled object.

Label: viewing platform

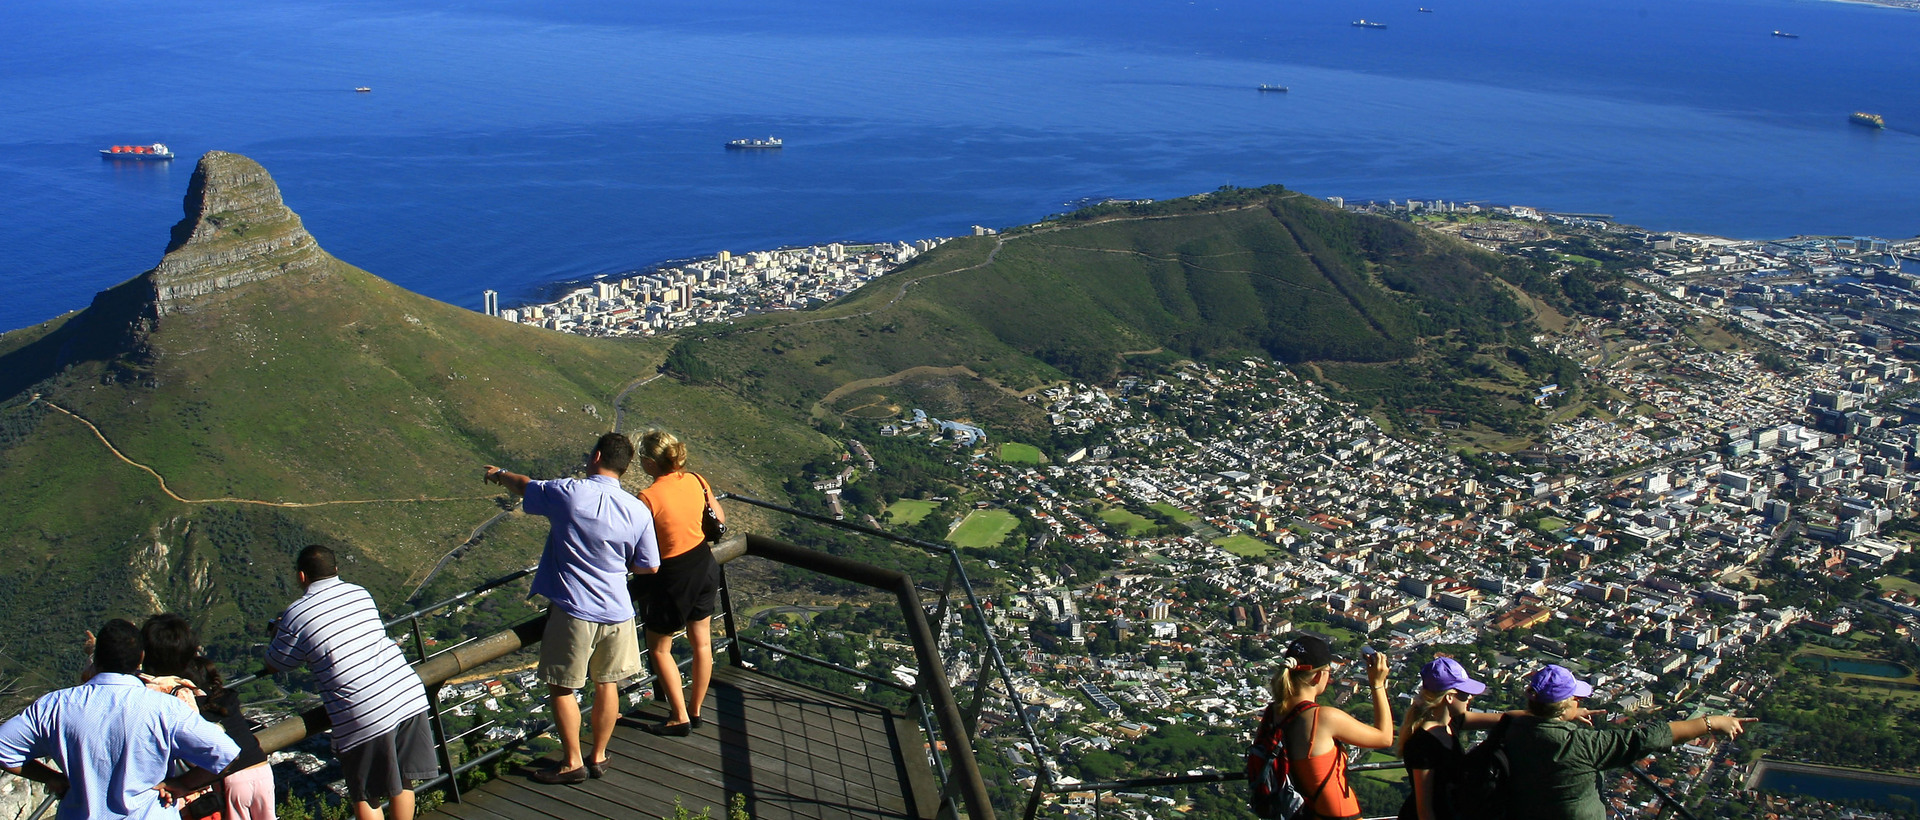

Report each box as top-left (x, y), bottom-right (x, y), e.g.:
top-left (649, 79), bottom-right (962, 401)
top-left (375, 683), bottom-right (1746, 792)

top-left (436, 666), bottom-right (938, 820)
top-left (6, 494), bottom-right (1701, 820)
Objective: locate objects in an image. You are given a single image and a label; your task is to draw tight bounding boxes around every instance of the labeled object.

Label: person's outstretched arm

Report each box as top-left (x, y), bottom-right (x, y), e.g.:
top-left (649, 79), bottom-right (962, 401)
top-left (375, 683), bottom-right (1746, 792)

top-left (1670, 715), bottom-right (1753, 744)
top-left (1325, 653), bottom-right (1395, 748)
top-left (483, 465), bottom-right (531, 496)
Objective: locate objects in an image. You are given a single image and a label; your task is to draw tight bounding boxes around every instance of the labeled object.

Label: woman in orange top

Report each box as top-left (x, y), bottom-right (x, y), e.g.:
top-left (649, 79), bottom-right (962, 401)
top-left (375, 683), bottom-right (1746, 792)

top-left (1268, 635), bottom-right (1395, 819)
top-left (631, 430), bottom-right (725, 736)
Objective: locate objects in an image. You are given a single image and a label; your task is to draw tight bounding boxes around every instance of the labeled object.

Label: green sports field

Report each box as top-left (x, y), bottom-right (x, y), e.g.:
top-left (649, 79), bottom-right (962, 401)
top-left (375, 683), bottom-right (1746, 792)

top-left (998, 442), bottom-right (1046, 463)
top-left (1149, 503), bottom-right (1197, 523)
top-left (884, 499), bottom-right (939, 526)
top-left (1098, 507), bottom-right (1155, 536)
top-left (1213, 534), bottom-right (1273, 557)
top-left (950, 509), bottom-right (1020, 548)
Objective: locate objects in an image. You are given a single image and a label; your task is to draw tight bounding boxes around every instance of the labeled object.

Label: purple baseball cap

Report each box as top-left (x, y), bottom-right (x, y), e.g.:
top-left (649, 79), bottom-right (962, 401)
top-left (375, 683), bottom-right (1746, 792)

top-left (1421, 657), bottom-right (1487, 695)
top-left (1527, 664), bottom-right (1594, 703)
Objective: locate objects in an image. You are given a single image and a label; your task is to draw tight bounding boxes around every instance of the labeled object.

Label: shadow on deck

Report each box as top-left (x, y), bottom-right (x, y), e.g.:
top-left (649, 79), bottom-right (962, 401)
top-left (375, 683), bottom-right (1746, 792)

top-left (432, 666), bottom-right (941, 820)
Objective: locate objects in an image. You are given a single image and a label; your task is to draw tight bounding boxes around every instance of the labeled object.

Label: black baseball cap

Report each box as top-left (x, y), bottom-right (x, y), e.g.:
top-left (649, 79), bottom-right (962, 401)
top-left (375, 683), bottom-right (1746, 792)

top-left (1283, 634), bottom-right (1334, 670)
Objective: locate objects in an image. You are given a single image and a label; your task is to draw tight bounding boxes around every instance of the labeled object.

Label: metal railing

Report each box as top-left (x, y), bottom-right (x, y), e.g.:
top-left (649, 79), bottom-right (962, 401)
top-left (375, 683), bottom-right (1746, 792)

top-left (1044, 760), bottom-right (1402, 820)
top-left (12, 494), bottom-right (1708, 820)
top-left (711, 495), bottom-right (1710, 820)
top-left (720, 493), bottom-right (1050, 820)
top-left (21, 560), bottom-right (724, 820)
top-left (1630, 764), bottom-right (1700, 820)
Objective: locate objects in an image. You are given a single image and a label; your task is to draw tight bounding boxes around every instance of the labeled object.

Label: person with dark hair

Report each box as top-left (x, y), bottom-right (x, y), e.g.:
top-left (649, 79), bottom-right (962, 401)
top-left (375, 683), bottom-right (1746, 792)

top-left (484, 431), bottom-right (659, 784)
top-left (0, 619), bottom-right (239, 820)
top-left (142, 615), bottom-right (277, 820)
top-left (267, 548), bottom-right (434, 820)
top-left (631, 429), bottom-right (726, 736)
top-left (1261, 635), bottom-right (1395, 820)
top-left (1505, 664), bottom-right (1753, 820)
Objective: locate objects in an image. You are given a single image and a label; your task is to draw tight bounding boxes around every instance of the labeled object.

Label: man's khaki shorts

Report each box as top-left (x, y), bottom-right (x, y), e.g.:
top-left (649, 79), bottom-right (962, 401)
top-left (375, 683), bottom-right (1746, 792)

top-left (539, 612), bottom-right (640, 690)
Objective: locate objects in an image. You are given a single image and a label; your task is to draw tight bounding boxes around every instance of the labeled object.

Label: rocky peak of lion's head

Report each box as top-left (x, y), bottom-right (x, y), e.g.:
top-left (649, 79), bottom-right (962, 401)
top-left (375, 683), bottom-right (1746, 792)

top-left (148, 151), bottom-right (330, 315)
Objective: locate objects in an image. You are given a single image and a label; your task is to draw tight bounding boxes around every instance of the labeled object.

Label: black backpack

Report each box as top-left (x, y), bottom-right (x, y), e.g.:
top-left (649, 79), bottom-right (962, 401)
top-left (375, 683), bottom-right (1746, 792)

top-left (1246, 702), bottom-right (1312, 819)
top-left (1448, 714), bottom-right (1515, 820)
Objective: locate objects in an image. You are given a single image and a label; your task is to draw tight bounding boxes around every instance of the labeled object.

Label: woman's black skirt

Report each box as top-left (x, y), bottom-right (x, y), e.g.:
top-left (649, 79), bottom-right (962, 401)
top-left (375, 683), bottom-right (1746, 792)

top-left (632, 543), bottom-right (719, 633)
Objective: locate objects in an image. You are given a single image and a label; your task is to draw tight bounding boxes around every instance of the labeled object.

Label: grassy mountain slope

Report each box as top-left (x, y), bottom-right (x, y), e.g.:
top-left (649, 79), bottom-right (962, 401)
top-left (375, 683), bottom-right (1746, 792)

top-left (0, 154), bottom-right (830, 688)
top-left (668, 187), bottom-right (1544, 435)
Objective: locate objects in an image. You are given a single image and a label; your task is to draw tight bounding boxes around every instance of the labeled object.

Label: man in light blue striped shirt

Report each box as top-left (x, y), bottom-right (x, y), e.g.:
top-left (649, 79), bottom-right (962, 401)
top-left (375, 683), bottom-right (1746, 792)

top-left (0, 619), bottom-right (239, 820)
top-left (267, 546), bottom-right (434, 820)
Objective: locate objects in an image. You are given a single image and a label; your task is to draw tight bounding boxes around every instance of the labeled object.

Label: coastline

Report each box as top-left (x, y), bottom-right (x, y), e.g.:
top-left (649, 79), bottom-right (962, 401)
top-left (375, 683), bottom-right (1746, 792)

top-left (1817, 0), bottom-right (1920, 11)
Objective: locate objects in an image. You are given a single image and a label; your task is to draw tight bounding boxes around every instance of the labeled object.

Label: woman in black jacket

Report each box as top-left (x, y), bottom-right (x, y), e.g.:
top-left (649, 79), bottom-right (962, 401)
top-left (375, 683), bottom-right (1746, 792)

top-left (142, 614), bottom-right (278, 820)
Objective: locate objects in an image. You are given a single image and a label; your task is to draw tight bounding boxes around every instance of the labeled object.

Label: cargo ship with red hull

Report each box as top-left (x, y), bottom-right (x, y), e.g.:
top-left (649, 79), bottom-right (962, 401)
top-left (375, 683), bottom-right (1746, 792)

top-left (100, 143), bottom-right (174, 160)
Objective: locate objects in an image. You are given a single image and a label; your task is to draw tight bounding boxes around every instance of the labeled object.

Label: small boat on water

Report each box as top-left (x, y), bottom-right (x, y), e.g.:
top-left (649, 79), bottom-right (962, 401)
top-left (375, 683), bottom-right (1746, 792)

top-left (726, 136), bottom-right (783, 150)
top-left (1852, 112), bottom-right (1886, 129)
top-left (1352, 19), bottom-right (1388, 28)
top-left (100, 143), bottom-right (173, 161)
top-left (1418, 7), bottom-right (1434, 12)
top-left (1258, 84), bottom-right (1289, 93)
top-left (354, 86), bottom-right (372, 92)
top-left (1771, 30), bottom-right (1798, 38)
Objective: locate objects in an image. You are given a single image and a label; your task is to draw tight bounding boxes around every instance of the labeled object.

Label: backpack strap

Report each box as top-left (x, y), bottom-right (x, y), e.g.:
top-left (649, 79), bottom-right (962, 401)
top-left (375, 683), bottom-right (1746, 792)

top-left (1279, 703), bottom-right (1340, 815)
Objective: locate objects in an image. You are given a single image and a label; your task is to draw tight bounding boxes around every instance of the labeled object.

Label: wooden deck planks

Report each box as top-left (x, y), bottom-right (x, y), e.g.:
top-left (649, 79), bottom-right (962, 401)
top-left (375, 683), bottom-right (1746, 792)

top-left (425, 667), bottom-right (938, 820)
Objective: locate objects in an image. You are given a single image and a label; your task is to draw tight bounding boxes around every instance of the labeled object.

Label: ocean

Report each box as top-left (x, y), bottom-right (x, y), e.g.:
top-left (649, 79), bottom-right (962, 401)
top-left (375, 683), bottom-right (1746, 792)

top-left (2, 0), bottom-right (1915, 333)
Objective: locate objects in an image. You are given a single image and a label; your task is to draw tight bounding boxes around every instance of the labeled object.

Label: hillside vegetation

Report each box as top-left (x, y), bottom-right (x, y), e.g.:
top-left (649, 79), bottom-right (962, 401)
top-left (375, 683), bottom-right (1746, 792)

top-left (668, 186), bottom-right (1563, 437)
top-left (0, 154), bottom-right (830, 690)
top-left (0, 171), bottom-right (1571, 693)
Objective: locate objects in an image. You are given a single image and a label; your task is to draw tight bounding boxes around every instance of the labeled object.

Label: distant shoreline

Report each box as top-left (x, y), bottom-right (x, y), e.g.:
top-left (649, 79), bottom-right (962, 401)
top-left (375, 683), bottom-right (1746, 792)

top-left (1817, 0), bottom-right (1919, 11)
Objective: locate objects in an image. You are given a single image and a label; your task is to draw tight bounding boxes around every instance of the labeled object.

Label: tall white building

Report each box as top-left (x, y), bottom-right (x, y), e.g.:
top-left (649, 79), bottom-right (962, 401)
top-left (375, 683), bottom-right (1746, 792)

top-left (482, 289), bottom-right (498, 316)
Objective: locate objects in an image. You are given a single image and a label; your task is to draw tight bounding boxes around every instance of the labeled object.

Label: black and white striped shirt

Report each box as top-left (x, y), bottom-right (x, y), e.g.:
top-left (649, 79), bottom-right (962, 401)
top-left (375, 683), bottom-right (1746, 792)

top-left (267, 577), bottom-right (430, 752)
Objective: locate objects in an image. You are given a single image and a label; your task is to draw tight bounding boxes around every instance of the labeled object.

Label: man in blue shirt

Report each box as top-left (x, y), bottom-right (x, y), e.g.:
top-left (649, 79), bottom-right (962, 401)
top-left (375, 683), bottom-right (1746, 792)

top-left (0, 620), bottom-right (240, 820)
top-left (484, 432), bottom-right (659, 784)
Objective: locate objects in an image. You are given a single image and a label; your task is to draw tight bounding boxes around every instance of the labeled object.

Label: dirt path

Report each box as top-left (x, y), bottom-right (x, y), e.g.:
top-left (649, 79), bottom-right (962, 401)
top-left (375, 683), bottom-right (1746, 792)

top-left (816, 365), bottom-right (984, 408)
top-left (33, 396), bottom-right (494, 508)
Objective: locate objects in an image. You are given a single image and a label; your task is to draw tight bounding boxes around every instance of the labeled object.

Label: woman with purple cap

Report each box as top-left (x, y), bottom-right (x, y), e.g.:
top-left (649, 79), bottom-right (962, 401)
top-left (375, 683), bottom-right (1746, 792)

top-left (1393, 656), bottom-right (1492, 820)
top-left (1260, 635), bottom-right (1394, 820)
top-left (1506, 664), bottom-right (1753, 820)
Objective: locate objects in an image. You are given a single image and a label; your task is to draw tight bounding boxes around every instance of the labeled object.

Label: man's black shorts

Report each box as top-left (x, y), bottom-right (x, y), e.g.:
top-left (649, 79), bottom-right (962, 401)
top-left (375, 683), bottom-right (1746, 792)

top-left (340, 711), bottom-right (438, 802)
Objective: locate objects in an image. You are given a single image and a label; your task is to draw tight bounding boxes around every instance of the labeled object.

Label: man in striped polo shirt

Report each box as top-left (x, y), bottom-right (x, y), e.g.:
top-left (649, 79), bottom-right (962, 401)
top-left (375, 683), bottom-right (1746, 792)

top-left (267, 546), bottom-right (434, 820)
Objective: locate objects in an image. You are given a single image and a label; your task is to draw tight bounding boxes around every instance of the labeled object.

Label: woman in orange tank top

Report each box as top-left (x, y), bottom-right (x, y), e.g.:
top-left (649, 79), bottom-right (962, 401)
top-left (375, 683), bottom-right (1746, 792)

top-left (631, 430), bottom-right (726, 736)
top-left (1266, 635), bottom-right (1396, 820)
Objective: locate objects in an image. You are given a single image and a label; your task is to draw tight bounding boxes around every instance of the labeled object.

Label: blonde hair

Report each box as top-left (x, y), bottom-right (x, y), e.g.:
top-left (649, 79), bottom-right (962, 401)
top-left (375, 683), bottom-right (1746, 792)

top-left (1396, 688), bottom-right (1451, 757)
top-left (1269, 664), bottom-right (1322, 705)
top-left (641, 429), bottom-right (689, 473)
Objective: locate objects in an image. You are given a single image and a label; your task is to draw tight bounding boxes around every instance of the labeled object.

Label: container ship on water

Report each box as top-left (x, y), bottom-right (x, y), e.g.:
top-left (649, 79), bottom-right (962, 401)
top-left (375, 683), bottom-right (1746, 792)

top-left (1352, 19), bottom-right (1388, 28)
top-left (1258, 84), bottom-right (1289, 93)
top-left (726, 137), bottom-right (783, 150)
top-left (1852, 112), bottom-right (1886, 129)
top-left (100, 143), bottom-right (173, 160)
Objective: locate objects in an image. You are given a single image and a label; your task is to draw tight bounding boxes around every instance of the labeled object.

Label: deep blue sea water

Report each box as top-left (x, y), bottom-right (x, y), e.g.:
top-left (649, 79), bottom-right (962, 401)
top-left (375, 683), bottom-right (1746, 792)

top-left (2, 0), bottom-right (1916, 332)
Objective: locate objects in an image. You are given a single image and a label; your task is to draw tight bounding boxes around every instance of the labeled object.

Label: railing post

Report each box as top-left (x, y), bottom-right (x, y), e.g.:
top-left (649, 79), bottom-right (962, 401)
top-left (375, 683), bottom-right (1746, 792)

top-left (929, 558), bottom-right (958, 644)
top-left (962, 657), bottom-right (992, 740)
top-left (410, 617), bottom-right (461, 804)
top-left (718, 562), bottom-right (744, 669)
top-left (1022, 781), bottom-right (1047, 820)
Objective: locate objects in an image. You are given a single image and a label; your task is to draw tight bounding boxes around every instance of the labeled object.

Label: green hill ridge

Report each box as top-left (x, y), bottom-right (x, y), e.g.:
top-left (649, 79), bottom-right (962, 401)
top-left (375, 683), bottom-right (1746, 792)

top-left (0, 153), bottom-right (826, 688)
top-left (667, 186), bottom-right (1559, 435)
